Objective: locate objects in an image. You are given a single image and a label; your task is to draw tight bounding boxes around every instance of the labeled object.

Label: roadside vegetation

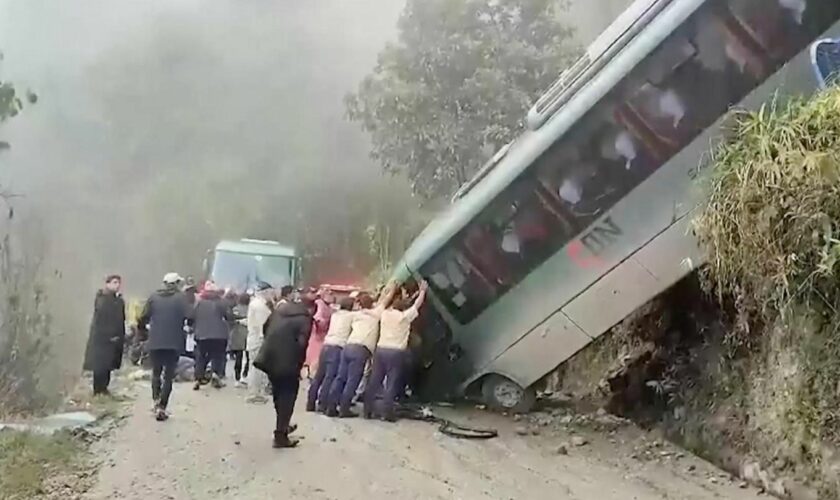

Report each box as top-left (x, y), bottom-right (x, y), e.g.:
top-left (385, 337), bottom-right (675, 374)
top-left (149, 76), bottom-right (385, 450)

top-left (691, 88), bottom-right (840, 497)
top-left (0, 431), bottom-right (84, 499)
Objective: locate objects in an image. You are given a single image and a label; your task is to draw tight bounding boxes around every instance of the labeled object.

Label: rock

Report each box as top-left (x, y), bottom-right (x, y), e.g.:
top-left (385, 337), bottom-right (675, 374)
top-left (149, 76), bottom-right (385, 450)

top-left (708, 477), bottom-right (718, 485)
top-left (596, 408), bottom-right (608, 417)
top-left (571, 436), bottom-right (588, 447)
top-left (329, 437), bottom-right (337, 443)
top-left (559, 415), bottom-right (574, 425)
top-left (515, 426), bottom-right (529, 436)
top-left (739, 481), bottom-right (749, 489)
top-left (475, 404), bottom-right (487, 411)
top-left (513, 414), bottom-right (522, 422)
top-left (530, 428), bottom-right (541, 436)
top-left (556, 444), bottom-right (569, 456)
top-left (686, 464), bottom-right (697, 473)
top-left (234, 440), bottom-right (241, 446)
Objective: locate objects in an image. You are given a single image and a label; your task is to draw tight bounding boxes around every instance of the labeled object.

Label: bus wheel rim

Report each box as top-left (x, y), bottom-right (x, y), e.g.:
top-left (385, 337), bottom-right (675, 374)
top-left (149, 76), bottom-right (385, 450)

top-left (494, 381), bottom-right (523, 408)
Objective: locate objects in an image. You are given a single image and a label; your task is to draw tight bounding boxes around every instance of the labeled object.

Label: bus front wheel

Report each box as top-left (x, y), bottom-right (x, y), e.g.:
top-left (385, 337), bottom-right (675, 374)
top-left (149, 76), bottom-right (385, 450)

top-left (481, 374), bottom-right (536, 414)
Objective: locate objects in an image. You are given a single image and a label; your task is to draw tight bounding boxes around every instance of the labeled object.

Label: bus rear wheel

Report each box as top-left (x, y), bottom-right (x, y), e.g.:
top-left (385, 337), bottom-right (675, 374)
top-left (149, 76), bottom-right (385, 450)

top-left (481, 374), bottom-right (536, 414)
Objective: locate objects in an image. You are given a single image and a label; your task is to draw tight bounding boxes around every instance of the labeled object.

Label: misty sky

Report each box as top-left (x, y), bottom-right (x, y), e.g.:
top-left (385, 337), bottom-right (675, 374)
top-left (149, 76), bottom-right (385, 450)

top-left (0, 0), bottom-right (407, 290)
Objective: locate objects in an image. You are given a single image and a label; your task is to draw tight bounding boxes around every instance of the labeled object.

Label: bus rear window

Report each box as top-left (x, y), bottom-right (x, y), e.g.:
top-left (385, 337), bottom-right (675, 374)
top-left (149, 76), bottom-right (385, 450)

top-left (423, 0), bottom-right (840, 324)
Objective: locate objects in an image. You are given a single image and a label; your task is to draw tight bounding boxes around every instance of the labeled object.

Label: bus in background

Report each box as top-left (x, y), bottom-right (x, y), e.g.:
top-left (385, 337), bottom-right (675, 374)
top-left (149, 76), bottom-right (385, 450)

top-left (396, 0), bottom-right (840, 412)
top-left (205, 239), bottom-right (300, 293)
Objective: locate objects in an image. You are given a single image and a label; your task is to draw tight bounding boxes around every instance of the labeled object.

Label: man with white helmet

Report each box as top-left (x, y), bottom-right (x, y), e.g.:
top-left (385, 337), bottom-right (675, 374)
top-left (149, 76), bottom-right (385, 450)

top-left (137, 272), bottom-right (194, 421)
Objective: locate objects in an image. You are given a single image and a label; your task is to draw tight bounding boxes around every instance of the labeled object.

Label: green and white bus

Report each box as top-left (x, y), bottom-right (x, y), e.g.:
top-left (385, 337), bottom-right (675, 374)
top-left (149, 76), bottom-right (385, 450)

top-left (396, 0), bottom-right (840, 412)
top-left (205, 239), bottom-right (300, 293)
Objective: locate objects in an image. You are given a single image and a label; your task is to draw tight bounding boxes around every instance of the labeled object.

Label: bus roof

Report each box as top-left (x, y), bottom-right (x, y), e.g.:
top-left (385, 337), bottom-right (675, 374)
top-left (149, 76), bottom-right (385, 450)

top-left (399, 0), bottom-right (699, 274)
top-left (215, 239), bottom-right (297, 258)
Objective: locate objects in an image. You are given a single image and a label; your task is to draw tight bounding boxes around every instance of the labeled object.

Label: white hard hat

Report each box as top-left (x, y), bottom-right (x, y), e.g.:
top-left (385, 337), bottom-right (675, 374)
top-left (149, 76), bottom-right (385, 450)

top-left (163, 272), bottom-right (183, 284)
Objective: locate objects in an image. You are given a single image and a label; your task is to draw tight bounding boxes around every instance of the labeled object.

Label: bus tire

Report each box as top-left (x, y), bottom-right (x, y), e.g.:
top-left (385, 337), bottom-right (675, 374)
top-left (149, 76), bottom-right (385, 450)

top-left (481, 374), bottom-right (536, 414)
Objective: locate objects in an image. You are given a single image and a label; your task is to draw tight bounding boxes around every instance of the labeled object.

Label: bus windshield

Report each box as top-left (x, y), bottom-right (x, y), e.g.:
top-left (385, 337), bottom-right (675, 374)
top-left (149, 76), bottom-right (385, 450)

top-left (210, 251), bottom-right (294, 291)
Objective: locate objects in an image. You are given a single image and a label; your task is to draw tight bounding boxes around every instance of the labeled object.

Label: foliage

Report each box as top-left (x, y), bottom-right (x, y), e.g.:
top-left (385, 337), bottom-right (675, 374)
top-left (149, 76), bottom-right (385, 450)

top-left (1, 51), bottom-right (51, 415)
top-left (346, 0), bottom-right (579, 198)
top-left (694, 89), bottom-right (840, 324)
top-left (0, 230), bottom-right (54, 415)
top-left (693, 88), bottom-right (840, 491)
top-left (0, 51), bottom-right (35, 150)
top-left (0, 431), bottom-right (82, 499)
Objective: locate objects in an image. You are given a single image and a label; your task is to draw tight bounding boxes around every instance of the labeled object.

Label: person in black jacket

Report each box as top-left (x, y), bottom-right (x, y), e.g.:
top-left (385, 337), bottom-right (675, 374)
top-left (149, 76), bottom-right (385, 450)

top-left (137, 272), bottom-right (194, 422)
top-left (254, 296), bottom-right (314, 448)
top-left (83, 274), bottom-right (126, 396)
top-left (192, 281), bottom-right (233, 390)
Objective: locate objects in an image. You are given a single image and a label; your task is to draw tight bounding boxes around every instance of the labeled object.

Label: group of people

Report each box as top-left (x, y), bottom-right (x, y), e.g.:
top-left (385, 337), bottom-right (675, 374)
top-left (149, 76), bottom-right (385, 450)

top-left (83, 271), bottom-right (428, 449)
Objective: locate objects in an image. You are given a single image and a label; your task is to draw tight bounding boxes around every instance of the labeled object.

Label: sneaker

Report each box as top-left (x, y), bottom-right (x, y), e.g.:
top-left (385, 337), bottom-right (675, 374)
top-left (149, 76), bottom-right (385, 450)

top-left (211, 374), bottom-right (225, 389)
top-left (155, 408), bottom-right (169, 422)
top-left (193, 382), bottom-right (201, 391)
top-left (234, 380), bottom-right (248, 389)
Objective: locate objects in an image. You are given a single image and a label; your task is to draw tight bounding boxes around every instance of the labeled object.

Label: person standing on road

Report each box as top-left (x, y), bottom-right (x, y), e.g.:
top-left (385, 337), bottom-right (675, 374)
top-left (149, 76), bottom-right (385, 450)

top-left (364, 282), bottom-right (428, 421)
top-left (137, 272), bottom-right (194, 421)
top-left (253, 295), bottom-right (315, 448)
top-left (303, 290), bottom-right (333, 379)
top-left (193, 281), bottom-right (233, 390)
top-left (325, 282), bottom-right (397, 418)
top-left (246, 283), bottom-right (274, 404)
top-left (83, 274), bottom-right (126, 397)
top-left (306, 296), bottom-right (354, 412)
top-left (229, 293), bottom-right (250, 388)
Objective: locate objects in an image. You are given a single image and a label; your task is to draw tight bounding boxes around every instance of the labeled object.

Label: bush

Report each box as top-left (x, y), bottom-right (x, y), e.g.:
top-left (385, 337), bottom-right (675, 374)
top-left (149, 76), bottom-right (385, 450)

top-left (695, 89), bottom-right (840, 323)
top-left (0, 226), bottom-right (54, 415)
top-left (694, 88), bottom-right (840, 485)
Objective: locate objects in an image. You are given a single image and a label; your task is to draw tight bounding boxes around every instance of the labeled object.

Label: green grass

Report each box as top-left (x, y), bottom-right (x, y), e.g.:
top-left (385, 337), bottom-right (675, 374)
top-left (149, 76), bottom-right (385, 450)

top-left (0, 431), bottom-right (82, 499)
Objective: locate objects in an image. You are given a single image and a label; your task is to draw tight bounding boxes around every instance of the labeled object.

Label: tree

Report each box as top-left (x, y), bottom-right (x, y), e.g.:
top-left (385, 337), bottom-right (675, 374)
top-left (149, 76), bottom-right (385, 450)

top-left (346, 0), bottom-right (579, 199)
top-left (0, 52), bottom-right (36, 151)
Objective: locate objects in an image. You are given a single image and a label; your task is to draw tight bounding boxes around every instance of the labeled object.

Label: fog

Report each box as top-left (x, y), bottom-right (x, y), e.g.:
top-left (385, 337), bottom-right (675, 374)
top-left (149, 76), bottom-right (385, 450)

top-left (0, 0), bottom-right (633, 391)
top-left (0, 0), bottom-right (410, 378)
top-left (0, 0), bottom-right (411, 285)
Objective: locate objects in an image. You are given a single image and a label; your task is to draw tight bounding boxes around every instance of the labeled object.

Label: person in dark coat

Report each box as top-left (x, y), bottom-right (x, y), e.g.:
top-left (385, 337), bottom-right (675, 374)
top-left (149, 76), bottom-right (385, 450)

top-left (83, 274), bottom-right (126, 396)
top-left (137, 272), bottom-right (194, 422)
top-left (192, 281), bottom-right (233, 390)
top-left (254, 297), bottom-right (314, 448)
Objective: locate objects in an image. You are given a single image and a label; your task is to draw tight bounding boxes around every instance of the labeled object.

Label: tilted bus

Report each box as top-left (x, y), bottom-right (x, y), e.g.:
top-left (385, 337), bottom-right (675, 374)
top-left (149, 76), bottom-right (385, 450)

top-left (394, 0), bottom-right (840, 412)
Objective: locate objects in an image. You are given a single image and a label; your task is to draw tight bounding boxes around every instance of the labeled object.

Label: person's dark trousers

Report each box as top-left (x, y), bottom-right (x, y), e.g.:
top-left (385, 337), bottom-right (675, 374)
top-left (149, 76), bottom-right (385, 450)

top-left (364, 347), bottom-right (406, 420)
top-left (326, 344), bottom-right (370, 415)
top-left (150, 349), bottom-right (179, 409)
top-left (270, 374), bottom-right (301, 434)
top-left (92, 370), bottom-right (111, 395)
top-left (306, 345), bottom-right (342, 411)
top-left (232, 350), bottom-right (249, 381)
top-left (399, 350), bottom-right (417, 401)
top-left (195, 339), bottom-right (227, 380)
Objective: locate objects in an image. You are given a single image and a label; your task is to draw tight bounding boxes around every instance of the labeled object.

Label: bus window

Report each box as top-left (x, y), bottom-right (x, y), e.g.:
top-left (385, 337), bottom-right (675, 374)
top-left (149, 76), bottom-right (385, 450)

top-left (729, 0), bottom-right (819, 62)
top-left (424, 247), bottom-right (498, 323)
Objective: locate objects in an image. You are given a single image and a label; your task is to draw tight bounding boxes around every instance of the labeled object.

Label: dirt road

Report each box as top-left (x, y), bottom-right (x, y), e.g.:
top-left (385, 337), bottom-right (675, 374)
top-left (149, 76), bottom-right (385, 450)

top-left (84, 378), bottom-right (762, 500)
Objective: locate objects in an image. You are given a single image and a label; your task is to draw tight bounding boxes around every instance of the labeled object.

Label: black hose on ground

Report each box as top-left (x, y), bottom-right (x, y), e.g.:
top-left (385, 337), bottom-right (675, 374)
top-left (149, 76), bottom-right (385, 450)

top-left (395, 403), bottom-right (498, 439)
